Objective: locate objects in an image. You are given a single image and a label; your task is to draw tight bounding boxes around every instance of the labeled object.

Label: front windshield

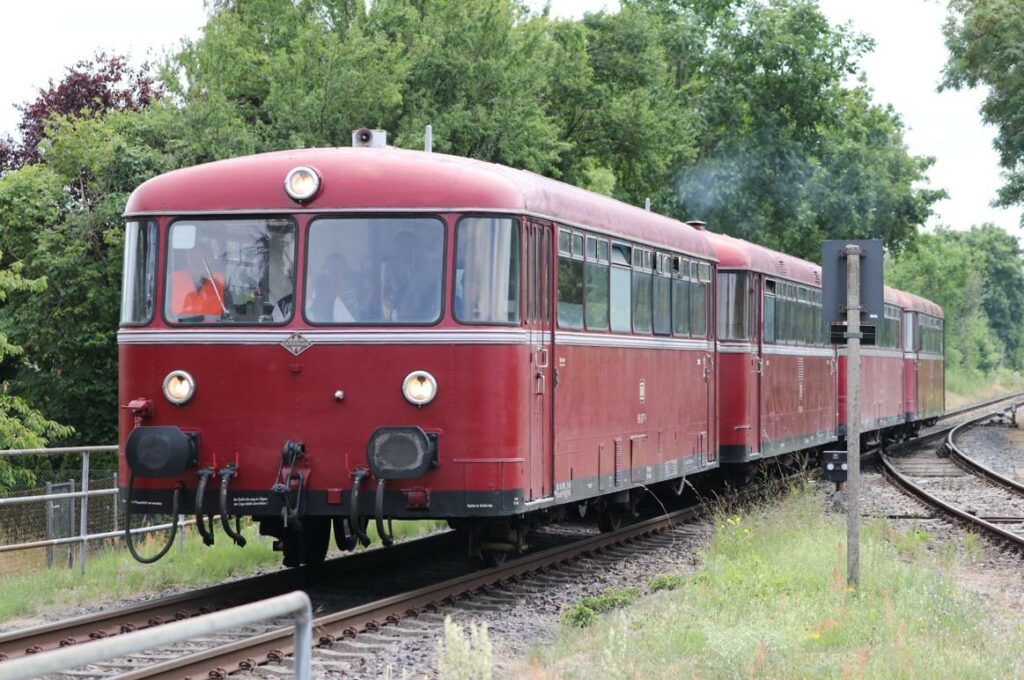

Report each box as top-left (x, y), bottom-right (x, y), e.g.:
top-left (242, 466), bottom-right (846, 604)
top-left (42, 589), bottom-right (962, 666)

top-left (304, 217), bottom-right (445, 325)
top-left (165, 218), bottom-right (296, 325)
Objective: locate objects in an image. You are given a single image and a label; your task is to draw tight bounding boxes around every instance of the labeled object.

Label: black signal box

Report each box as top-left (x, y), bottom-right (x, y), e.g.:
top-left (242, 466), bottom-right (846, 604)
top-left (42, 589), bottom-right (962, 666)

top-left (822, 450), bottom-right (848, 483)
top-left (829, 323), bottom-right (875, 346)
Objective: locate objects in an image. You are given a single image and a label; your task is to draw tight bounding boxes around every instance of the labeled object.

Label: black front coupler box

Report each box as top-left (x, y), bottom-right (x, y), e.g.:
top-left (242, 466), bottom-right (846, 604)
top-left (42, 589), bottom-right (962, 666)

top-left (126, 426), bottom-right (199, 478)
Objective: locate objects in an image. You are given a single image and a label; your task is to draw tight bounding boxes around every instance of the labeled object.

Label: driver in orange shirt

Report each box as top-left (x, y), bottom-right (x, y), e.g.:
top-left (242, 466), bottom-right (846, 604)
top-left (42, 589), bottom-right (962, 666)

top-left (169, 243), bottom-right (228, 318)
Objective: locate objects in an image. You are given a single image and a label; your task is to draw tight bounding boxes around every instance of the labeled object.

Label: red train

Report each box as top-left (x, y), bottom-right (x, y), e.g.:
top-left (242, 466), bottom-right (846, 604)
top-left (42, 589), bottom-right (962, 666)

top-left (118, 132), bottom-right (944, 566)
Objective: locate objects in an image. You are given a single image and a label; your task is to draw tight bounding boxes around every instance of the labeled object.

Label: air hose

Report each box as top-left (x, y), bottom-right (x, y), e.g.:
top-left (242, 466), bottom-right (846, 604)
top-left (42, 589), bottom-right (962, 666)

top-left (124, 472), bottom-right (182, 564)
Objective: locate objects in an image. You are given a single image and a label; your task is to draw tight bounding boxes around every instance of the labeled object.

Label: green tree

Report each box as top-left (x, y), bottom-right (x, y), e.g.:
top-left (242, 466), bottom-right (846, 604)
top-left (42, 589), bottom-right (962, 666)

top-left (887, 229), bottom-right (1004, 373)
top-left (943, 0), bottom-right (1024, 213)
top-left (665, 0), bottom-right (942, 259)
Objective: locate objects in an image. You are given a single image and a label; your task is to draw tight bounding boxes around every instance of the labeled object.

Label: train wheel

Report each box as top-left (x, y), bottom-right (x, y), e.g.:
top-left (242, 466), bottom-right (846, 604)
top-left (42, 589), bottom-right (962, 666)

top-left (301, 517), bottom-right (331, 565)
top-left (597, 506), bottom-right (624, 533)
top-left (281, 517), bottom-right (331, 567)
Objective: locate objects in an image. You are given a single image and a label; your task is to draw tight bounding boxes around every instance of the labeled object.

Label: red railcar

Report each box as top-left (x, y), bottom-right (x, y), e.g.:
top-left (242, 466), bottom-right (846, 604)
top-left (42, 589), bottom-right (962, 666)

top-left (837, 287), bottom-right (945, 439)
top-left (119, 136), bottom-right (945, 568)
top-left (118, 139), bottom-right (718, 565)
top-left (708, 233), bottom-right (837, 464)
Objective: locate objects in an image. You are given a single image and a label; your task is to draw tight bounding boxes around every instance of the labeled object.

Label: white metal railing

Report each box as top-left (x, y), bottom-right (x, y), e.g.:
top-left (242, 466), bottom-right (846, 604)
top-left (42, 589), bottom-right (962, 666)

top-left (0, 444), bottom-right (190, 574)
top-left (0, 590), bottom-right (313, 680)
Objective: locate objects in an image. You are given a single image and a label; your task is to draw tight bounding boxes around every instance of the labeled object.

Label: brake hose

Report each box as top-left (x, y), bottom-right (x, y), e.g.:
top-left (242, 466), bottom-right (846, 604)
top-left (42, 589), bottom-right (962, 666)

top-left (124, 472), bottom-right (182, 564)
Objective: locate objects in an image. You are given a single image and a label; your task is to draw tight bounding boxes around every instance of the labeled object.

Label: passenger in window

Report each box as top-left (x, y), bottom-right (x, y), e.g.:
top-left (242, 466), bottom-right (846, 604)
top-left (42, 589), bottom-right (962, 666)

top-left (381, 230), bottom-right (438, 322)
top-left (170, 242), bottom-right (228, 318)
top-left (308, 252), bottom-right (360, 322)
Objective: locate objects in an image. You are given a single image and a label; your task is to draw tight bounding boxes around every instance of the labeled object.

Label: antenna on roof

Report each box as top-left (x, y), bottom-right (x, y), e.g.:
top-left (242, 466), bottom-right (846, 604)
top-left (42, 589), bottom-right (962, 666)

top-left (644, 197), bottom-right (651, 211)
top-left (424, 124), bottom-right (433, 153)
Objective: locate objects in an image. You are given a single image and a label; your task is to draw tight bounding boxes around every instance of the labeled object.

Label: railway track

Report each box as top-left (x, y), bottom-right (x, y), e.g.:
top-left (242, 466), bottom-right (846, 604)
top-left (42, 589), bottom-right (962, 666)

top-left (2, 392), bottom-right (1021, 677)
top-left (881, 403), bottom-right (1024, 551)
top-left (0, 531), bottom-right (463, 663)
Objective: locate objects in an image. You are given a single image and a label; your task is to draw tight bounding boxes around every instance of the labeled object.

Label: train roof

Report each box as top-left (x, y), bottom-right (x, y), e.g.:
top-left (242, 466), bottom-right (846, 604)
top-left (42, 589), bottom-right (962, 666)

top-left (708, 231), bottom-right (944, 318)
top-left (124, 147), bottom-right (716, 261)
top-left (705, 231), bottom-right (822, 287)
top-left (887, 287), bottom-right (944, 318)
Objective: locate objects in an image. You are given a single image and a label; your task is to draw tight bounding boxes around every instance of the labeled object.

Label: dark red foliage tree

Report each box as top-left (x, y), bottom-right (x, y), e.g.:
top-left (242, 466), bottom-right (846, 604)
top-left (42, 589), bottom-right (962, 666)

top-left (1, 53), bottom-right (161, 171)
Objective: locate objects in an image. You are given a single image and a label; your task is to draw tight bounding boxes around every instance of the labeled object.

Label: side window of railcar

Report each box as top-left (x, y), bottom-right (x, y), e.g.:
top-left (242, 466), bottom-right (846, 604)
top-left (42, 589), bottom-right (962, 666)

top-left (167, 218), bottom-right (296, 325)
top-left (632, 247), bottom-right (653, 334)
top-left (557, 229), bottom-right (584, 330)
top-left (690, 264), bottom-right (710, 338)
top-left (584, 237), bottom-right (610, 330)
top-left (881, 304), bottom-right (900, 349)
top-left (453, 217), bottom-right (521, 324)
top-left (717, 271), bottom-right (750, 341)
top-left (763, 280), bottom-right (776, 343)
top-left (610, 243), bottom-right (632, 332)
top-left (653, 253), bottom-right (672, 336)
top-left (121, 220), bottom-right (158, 325)
top-left (671, 257), bottom-right (690, 336)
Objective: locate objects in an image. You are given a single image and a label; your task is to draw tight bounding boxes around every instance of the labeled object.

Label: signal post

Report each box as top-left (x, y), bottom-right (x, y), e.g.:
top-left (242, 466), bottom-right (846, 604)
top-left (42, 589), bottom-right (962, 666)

top-left (822, 239), bottom-right (882, 590)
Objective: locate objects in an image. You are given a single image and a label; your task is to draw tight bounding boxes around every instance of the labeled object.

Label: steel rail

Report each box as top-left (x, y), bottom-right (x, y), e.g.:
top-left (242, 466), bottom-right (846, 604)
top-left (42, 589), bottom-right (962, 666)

top-left (0, 530), bottom-right (458, 663)
top-left (944, 409), bottom-right (1024, 495)
top-left (113, 505), bottom-right (709, 680)
top-left (880, 403), bottom-right (1024, 550)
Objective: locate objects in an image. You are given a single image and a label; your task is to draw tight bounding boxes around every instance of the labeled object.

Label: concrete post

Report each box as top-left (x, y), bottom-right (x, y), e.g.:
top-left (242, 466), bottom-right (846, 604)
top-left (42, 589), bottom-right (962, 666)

top-left (79, 452), bottom-right (89, 576)
top-left (844, 244), bottom-right (861, 590)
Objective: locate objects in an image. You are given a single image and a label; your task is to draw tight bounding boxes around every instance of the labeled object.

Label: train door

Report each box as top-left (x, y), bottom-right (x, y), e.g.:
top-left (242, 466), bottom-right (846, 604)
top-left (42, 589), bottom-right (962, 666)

top-left (905, 310), bottom-right (918, 420)
top-left (752, 274), bottom-right (763, 455)
top-left (703, 264), bottom-right (716, 463)
top-left (525, 220), bottom-right (554, 500)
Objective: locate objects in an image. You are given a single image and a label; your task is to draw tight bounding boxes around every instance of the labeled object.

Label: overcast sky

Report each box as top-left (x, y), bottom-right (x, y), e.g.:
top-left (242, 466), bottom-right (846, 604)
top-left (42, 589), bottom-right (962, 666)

top-left (1, 0), bottom-right (1017, 232)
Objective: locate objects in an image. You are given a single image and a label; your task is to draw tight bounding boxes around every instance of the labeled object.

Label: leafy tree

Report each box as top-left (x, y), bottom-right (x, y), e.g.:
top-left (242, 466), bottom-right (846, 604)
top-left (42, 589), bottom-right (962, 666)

top-left (943, 0), bottom-right (1024, 213)
top-left (665, 0), bottom-right (942, 259)
top-left (0, 53), bottom-right (159, 173)
top-left (887, 229), bottom-right (1004, 373)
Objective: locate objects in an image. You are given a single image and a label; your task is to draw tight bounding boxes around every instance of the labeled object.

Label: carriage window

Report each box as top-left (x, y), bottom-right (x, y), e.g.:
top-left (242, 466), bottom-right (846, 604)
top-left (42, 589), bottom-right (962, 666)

top-left (653, 271), bottom-right (671, 336)
top-left (717, 272), bottom-right (749, 341)
top-left (166, 218), bottom-right (296, 325)
top-left (764, 293), bottom-right (776, 343)
top-left (610, 266), bottom-right (631, 332)
top-left (557, 232), bottom-right (584, 330)
top-left (453, 217), bottom-right (520, 324)
top-left (585, 245), bottom-right (610, 331)
top-left (631, 248), bottom-right (652, 333)
top-left (121, 220), bottom-right (158, 325)
top-left (305, 217), bottom-right (444, 325)
top-left (672, 279), bottom-right (690, 336)
top-left (690, 281), bottom-right (707, 337)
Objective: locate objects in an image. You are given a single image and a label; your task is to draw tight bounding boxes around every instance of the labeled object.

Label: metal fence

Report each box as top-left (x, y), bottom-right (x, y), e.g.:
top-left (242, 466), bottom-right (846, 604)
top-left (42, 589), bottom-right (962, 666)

top-left (0, 590), bottom-right (313, 680)
top-left (0, 445), bottom-right (189, 575)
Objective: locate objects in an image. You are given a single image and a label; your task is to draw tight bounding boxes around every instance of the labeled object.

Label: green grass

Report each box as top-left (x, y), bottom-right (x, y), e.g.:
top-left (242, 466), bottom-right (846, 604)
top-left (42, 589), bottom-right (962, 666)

top-left (0, 518), bottom-right (445, 625)
top-left (522, 484), bottom-right (1024, 679)
top-left (946, 364), bottom-right (1024, 408)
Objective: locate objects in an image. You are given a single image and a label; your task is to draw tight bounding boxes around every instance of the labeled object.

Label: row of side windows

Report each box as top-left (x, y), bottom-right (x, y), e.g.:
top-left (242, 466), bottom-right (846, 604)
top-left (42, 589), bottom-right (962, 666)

top-left (763, 279), bottom-right (827, 346)
top-left (556, 229), bottom-right (712, 337)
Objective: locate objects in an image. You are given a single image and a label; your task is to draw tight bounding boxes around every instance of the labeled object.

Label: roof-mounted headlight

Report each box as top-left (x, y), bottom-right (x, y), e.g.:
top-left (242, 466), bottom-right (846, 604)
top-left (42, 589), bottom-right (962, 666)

top-left (284, 166), bottom-right (321, 203)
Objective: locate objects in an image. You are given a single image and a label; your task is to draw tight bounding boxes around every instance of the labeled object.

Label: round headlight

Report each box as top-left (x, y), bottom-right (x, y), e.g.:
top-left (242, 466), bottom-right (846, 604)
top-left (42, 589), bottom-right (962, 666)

top-left (402, 370), bottom-right (437, 406)
top-left (284, 166), bottom-right (321, 202)
top-left (163, 370), bottom-right (196, 406)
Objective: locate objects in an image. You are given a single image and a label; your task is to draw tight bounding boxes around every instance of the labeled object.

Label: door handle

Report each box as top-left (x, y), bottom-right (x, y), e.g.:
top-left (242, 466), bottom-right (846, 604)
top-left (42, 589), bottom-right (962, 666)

top-left (535, 372), bottom-right (546, 395)
top-left (752, 357), bottom-right (764, 374)
top-left (536, 346), bottom-right (549, 369)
